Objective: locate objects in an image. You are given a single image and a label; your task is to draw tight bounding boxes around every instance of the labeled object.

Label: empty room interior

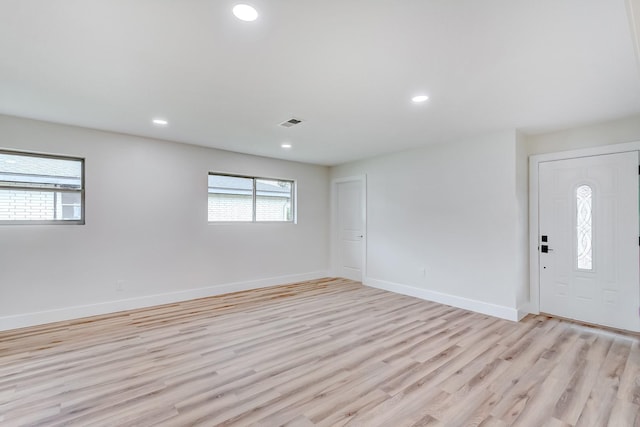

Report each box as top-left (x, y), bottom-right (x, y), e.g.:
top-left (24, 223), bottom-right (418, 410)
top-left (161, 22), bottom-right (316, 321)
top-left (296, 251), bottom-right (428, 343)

top-left (2, 1), bottom-right (640, 426)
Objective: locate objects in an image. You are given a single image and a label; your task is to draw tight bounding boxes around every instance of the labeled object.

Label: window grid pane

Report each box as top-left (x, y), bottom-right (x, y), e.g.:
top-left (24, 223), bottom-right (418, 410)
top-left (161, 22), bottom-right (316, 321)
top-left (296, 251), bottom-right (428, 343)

top-left (208, 175), bottom-right (254, 222)
top-left (255, 179), bottom-right (292, 222)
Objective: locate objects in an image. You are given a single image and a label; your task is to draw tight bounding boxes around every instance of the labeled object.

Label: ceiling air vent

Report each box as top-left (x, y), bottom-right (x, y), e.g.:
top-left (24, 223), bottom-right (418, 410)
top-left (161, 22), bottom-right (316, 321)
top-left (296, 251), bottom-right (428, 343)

top-left (279, 118), bottom-right (303, 128)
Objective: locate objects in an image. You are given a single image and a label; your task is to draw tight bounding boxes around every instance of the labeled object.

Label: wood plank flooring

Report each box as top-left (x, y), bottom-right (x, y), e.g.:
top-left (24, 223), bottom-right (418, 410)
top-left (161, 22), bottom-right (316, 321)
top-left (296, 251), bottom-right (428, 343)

top-left (1, 278), bottom-right (639, 426)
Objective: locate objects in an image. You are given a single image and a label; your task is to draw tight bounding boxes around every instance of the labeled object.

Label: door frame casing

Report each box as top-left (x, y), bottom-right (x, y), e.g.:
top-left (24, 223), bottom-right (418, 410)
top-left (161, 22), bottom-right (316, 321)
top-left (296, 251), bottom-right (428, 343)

top-left (330, 175), bottom-right (367, 280)
top-left (529, 141), bottom-right (640, 315)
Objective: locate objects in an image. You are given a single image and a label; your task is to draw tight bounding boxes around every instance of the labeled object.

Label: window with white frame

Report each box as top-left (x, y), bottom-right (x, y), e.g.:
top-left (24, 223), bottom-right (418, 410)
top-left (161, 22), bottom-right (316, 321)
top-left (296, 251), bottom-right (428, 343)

top-left (0, 150), bottom-right (84, 224)
top-left (208, 173), bottom-right (294, 222)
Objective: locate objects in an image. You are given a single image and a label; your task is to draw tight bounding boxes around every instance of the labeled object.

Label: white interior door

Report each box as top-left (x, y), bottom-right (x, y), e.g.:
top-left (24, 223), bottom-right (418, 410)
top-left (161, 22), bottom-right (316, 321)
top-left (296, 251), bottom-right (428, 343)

top-left (336, 179), bottom-right (365, 282)
top-left (539, 151), bottom-right (639, 331)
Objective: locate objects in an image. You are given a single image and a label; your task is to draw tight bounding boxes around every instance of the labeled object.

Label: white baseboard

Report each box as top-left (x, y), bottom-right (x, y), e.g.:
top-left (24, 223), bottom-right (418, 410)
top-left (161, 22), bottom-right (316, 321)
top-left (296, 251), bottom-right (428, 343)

top-left (0, 271), bottom-right (329, 332)
top-left (364, 277), bottom-right (520, 322)
top-left (517, 302), bottom-right (533, 321)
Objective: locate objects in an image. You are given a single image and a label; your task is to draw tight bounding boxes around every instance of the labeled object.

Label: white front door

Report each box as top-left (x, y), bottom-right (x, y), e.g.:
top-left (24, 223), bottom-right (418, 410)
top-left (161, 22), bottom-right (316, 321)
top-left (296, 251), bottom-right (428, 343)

top-left (539, 151), bottom-right (639, 331)
top-left (336, 179), bottom-right (365, 281)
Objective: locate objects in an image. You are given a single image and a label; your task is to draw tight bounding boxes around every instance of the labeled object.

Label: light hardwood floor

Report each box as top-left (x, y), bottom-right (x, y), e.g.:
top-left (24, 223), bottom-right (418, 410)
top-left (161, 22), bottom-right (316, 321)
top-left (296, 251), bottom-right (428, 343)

top-left (1, 278), bottom-right (639, 426)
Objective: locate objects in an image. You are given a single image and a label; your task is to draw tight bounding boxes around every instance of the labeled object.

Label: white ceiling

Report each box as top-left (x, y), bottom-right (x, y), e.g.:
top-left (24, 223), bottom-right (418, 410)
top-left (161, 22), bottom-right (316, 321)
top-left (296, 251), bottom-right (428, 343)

top-left (1, 0), bottom-right (640, 166)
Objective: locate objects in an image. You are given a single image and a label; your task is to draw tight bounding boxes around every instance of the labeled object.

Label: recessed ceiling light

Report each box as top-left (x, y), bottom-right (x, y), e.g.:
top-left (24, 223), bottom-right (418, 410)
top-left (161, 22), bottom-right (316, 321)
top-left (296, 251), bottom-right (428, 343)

top-left (411, 95), bottom-right (429, 103)
top-left (152, 118), bottom-right (168, 126)
top-left (233, 4), bottom-right (258, 22)
top-left (281, 143), bottom-right (292, 149)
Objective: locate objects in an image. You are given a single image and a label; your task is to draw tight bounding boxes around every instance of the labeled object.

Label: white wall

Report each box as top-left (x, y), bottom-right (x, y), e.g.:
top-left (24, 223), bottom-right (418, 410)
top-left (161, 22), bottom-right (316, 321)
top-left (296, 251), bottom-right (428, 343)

top-left (4, 113), bottom-right (637, 331)
top-left (331, 131), bottom-right (526, 320)
top-left (0, 115), bottom-right (330, 330)
top-left (328, 116), bottom-right (640, 322)
top-left (527, 114), bottom-right (640, 155)
top-left (515, 131), bottom-right (529, 311)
